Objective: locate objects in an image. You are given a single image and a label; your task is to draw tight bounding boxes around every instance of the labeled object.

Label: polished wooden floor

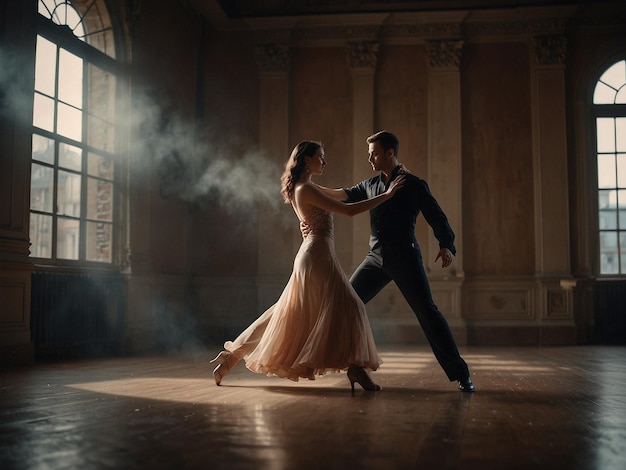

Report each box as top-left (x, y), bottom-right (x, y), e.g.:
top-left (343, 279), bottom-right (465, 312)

top-left (1, 345), bottom-right (625, 470)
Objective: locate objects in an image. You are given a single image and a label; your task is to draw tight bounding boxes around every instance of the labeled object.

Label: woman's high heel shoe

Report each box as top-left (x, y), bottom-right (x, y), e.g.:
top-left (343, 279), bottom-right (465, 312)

top-left (210, 351), bottom-right (239, 386)
top-left (347, 366), bottom-right (381, 392)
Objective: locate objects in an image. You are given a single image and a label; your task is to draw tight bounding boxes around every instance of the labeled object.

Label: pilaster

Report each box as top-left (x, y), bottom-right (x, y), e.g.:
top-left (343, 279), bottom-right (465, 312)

top-left (253, 35), bottom-right (293, 309)
top-left (0, 0), bottom-right (37, 364)
top-left (529, 33), bottom-right (576, 339)
top-left (425, 39), bottom-right (465, 324)
top-left (347, 41), bottom-right (379, 271)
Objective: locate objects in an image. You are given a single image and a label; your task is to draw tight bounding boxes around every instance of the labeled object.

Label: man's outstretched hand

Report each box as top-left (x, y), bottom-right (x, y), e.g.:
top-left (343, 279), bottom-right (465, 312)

top-left (300, 221), bottom-right (311, 239)
top-left (435, 248), bottom-right (454, 268)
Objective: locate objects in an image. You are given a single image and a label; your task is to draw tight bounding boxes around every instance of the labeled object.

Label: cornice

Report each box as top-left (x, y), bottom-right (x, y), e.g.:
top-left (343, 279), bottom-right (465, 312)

top-left (292, 24), bottom-right (382, 47)
top-left (237, 6), bottom-right (577, 47)
top-left (461, 5), bottom-right (576, 41)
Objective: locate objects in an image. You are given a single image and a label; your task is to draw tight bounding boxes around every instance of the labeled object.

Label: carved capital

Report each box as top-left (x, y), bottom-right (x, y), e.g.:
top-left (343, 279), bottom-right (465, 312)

top-left (254, 43), bottom-right (290, 73)
top-left (346, 41), bottom-right (379, 69)
top-left (426, 40), bottom-right (463, 68)
top-left (532, 35), bottom-right (567, 65)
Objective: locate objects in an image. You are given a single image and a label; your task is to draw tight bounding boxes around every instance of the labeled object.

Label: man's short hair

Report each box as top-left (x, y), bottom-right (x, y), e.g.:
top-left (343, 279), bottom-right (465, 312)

top-left (366, 130), bottom-right (399, 157)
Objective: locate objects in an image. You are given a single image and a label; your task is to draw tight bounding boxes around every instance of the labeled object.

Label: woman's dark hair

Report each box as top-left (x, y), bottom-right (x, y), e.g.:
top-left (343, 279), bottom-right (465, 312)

top-left (366, 130), bottom-right (399, 157)
top-left (280, 141), bottom-right (322, 203)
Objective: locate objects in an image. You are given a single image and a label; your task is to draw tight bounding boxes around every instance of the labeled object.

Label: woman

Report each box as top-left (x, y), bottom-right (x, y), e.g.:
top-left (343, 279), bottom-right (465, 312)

top-left (210, 141), bottom-right (404, 391)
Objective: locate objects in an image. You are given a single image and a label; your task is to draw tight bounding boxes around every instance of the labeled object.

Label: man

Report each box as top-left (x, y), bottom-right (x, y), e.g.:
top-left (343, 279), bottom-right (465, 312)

top-left (315, 130), bottom-right (474, 392)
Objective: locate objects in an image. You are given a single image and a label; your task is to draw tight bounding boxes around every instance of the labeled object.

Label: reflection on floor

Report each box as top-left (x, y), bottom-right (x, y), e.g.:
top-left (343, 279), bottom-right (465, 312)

top-left (1, 345), bottom-right (625, 469)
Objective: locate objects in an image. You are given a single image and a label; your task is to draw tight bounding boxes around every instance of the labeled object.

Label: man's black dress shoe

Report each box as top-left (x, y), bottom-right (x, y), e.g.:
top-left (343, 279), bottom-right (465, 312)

top-left (458, 377), bottom-right (475, 392)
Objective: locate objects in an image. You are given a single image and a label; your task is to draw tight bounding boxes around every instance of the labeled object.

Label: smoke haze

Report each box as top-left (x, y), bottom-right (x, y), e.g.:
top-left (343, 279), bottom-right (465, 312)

top-left (1, 45), bottom-right (290, 221)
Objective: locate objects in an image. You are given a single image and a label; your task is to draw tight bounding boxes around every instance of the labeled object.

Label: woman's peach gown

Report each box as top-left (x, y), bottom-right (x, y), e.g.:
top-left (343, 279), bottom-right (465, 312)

top-left (224, 206), bottom-right (381, 381)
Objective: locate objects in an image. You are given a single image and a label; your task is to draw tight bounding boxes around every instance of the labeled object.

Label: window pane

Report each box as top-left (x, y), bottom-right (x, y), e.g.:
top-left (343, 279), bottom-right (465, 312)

top-left (599, 190), bottom-right (617, 209)
top-left (600, 254), bottom-right (619, 274)
top-left (88, 153), bottom-right (114, 179)
top-left (57, 170), bottom-right (81, 217)
top-left (599, 210), bottom-right (617, 230)
top-left (48, 1), bottom-right (84, 36)
top-left (617, 87), bottom-right (626, 105)
top-left (87, 178), bottom-right (113, 221)
top-left (600, 231), bottom-right (618, 249)
top-left (35, 36), bottom-right (56, 96)
top-left (617, 119), bottom-right (626, 152)
top-left (58, 48), bottom-right (83, 108)
top-left (57, 102), bottom-right (82, 141)
top-left (87, 114), bottom-right (114, 151)
top-left (619, 189), bottom-right (626, 208)
top-left (597, 154), bottom-right (616, 188)
top-left (32, 134), bottom-right (54, 164)
top-left (619, 210), bottom-right (626, 230)
top-left (600, 231), bottom-right (619, 274)
top-left (596, 118), bottom-right (615, 153)
top-left (593, 81), bottom-right (615, 105)
top-left (62, 5), bottom-right (83, 35)
top-left (57, 217), bottom-right (80, 260)
top-left (618, 154), bottom-right (626, 188)
top-left (600, 60), bottom-right (626, 91)
top-left (86, 221), bottom-right (112, 262)
top-left (38, 0), bottom-right (55, 17)
top-left (30, 163), bottom-right (54, 212)
top-left (59, 142), bottom-right (82, 171)
top-left (29, 213), bottom-right (52, 258)
top-left (87, 64), bottom-right (115, 122)
top-left (33, 92), bottom-right (55, 132)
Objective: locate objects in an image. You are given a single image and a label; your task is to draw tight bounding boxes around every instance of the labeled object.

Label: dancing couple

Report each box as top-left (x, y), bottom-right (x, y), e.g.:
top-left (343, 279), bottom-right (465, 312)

top-left (211, 131), bottom-right (473, 393)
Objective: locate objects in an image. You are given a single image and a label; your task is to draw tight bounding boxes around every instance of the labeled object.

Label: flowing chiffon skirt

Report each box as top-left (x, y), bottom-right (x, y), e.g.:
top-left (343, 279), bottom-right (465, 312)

top-left (224, 211), bottom-right (380, 381)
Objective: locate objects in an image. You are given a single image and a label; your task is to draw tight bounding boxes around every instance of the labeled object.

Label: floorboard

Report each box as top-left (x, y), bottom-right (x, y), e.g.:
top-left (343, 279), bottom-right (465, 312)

top-left (1, 345), bottom-right (625, 469)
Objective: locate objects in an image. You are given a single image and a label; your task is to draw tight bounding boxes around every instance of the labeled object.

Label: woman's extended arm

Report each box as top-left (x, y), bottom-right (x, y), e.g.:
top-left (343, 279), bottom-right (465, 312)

top-left (315, 185), bottom-right (348, 201)
top-left (295, 176), bottom-right (404, 217)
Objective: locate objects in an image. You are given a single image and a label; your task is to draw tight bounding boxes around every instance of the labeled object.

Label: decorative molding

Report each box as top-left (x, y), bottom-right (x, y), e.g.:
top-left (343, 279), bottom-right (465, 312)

top-left (0, 238), bottom-right (31, 263)
top-left (290, 24), bottom-right (379, 47)
top-left (431, 278), bottom-right (464, 319)
top-left (466, 289), bottom-right (534, 320)
top-left (346, 41), bottom-right (379, 69)
top-left (381, 22), bottom-right (462, 40)
top-left (464, 282), bottom-right (535, 321)
top-left (463, 17), bottom-right (569, 37)
top-left (240, 11), bottom-right (573, 46)
top-left (254, 43), bottom-right (290, 73)
top-left (532, 35), bottom-right (567, 65)
top-left (425, 39), bottom-right (463, 68)
top-left (546, 288), bottom-right (570, 318)
top-left (253, 28), bottom-right (293, 45)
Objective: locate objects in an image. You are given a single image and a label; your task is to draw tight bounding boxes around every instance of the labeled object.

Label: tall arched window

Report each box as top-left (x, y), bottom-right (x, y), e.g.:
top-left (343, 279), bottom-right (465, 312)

top-left (593, 59), bottom-right (626, 275)
top-left (30, 0), bottom-right (123, 264)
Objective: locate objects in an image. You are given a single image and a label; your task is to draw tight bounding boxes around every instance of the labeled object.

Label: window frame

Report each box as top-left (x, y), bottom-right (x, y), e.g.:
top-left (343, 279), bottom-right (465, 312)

top-left (31, 7), bottom-right (127, 268)
top-left (591, 58), bottom-right (626, 277)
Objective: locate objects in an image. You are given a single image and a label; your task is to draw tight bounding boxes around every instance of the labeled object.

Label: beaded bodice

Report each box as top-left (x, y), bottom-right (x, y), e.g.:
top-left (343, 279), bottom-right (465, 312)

top-left (300, 206), bottom-right (333, 239)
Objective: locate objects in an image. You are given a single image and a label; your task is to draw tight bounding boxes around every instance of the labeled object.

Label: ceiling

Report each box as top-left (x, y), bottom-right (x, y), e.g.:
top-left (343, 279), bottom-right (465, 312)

top-left (212, 0), bottom-right (579, 18)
